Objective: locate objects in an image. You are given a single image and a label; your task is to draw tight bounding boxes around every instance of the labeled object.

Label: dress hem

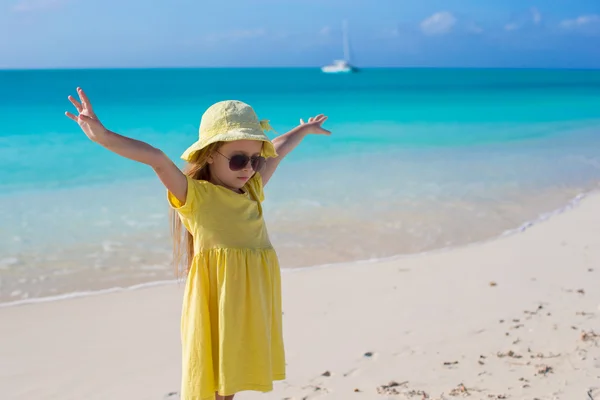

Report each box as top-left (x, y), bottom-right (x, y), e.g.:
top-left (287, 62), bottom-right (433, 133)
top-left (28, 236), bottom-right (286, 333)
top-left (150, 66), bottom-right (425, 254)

top-left (217, 374), bottom-right (286, 397)
top-left (194, 374), bottom-right (286, 400)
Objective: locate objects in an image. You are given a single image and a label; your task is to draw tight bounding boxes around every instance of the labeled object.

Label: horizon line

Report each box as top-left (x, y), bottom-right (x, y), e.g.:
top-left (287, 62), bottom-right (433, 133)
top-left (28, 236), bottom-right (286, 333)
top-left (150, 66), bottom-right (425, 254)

top-left (2, 65), bottom-right (600, 72)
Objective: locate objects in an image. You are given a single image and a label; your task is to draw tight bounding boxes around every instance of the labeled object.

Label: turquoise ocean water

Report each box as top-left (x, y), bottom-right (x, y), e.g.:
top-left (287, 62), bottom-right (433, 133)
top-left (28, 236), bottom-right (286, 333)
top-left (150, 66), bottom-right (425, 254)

top-left (1, 68), bottom-right (600, 304)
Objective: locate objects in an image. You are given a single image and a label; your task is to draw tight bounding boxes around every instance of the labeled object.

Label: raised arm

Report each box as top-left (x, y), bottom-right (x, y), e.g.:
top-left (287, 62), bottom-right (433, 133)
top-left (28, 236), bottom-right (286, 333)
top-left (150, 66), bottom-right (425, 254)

top-left (261, 114), bottom-right (330, 185)
top-left (65, 87), bottom-right (188, 203)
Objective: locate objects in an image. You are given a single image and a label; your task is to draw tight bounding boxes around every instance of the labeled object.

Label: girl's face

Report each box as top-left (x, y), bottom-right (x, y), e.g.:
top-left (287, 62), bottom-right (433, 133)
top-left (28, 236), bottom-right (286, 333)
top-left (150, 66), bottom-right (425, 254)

top-left (207, 140), bottom-right (264, 192)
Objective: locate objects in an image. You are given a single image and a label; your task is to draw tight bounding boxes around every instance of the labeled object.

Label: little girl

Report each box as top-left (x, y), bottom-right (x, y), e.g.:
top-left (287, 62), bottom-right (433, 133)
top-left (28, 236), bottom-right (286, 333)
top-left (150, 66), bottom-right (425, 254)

top-left (65, 87), bottom-right (330, 400)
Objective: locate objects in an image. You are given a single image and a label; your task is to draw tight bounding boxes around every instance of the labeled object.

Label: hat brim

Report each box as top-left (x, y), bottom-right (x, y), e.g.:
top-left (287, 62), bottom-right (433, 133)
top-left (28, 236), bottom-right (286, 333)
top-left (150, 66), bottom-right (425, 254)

top-left (181, 127), bottom-right (277, 162)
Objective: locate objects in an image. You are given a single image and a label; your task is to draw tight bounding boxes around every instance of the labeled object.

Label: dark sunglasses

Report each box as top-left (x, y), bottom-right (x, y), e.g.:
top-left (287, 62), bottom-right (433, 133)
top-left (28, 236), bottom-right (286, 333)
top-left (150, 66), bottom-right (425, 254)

top-left (216, 151), bottom-right (266, 172)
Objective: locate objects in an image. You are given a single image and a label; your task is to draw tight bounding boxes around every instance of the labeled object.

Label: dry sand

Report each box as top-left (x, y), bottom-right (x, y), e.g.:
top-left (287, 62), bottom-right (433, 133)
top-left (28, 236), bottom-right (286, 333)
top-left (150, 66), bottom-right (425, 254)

top-left (1, 194), bottom-right (600, 399)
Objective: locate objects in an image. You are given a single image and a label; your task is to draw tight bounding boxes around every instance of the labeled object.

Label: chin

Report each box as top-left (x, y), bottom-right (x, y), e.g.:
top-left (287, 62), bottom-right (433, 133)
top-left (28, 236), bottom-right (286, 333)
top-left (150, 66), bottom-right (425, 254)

top-left (230, 179), bottom-right (248, 188)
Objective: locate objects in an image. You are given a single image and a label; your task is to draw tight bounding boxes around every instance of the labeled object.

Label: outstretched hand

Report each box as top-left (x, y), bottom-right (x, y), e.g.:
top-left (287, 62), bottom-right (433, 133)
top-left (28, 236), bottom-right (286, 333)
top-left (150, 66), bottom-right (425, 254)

top-left (65, 87), bottom-right (107, 142)
top-left (299, 114), bottom-right (331, 135)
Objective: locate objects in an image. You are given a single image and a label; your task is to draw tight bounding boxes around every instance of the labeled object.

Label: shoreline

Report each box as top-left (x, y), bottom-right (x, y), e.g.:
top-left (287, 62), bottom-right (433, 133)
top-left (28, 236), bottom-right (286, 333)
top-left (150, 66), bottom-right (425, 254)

top-left (1, 188), bottom-right (594, 308)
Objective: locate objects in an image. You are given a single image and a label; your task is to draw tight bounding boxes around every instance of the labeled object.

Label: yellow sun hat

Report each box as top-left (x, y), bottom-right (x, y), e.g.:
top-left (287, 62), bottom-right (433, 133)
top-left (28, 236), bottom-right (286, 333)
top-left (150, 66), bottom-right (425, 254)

top-left (181, 100), bottom-right (278, 162)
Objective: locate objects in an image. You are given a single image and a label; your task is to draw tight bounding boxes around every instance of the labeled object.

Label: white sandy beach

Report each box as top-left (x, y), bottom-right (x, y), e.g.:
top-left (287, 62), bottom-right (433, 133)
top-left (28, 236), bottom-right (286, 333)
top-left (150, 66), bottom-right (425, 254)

top-left (1, 193), bottom-right (600, 400)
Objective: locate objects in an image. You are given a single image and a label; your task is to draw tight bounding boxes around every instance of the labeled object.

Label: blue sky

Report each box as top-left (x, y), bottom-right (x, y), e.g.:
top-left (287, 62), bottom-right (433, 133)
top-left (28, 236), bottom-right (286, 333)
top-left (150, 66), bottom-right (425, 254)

top-left (2, 0), bottom-right (600, 69)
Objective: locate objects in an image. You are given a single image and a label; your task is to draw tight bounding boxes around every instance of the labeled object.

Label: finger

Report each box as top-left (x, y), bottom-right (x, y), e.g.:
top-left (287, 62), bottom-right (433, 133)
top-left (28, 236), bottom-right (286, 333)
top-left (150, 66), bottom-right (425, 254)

top-left (78, 114), bottom-right (95, 123)
top-left (317, 115), bottom-right (328, 123)
top-left (308, 117), bottom-right (314, 123)
top-left (77, 87), bottom-right (94, 111)
top-left (68, 95), bottom-right (83, 112)
top-left (300, 118), bottom-right (305, 124)
top-left (314, 114), bottom-right (325, 121)
top-left (65, 111), bottom-right (78, 122)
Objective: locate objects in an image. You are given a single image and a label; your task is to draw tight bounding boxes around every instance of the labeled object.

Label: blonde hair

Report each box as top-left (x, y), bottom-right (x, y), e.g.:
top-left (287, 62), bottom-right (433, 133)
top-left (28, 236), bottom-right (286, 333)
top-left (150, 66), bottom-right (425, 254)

top-left (170, 141), bottom-right (222, 278)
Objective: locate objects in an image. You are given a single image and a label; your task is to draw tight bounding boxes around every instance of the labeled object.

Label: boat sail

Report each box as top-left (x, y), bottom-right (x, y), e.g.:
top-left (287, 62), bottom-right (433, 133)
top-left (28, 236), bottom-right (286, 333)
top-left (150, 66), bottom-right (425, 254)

top-left (321, 20), bottom-right (357, 73)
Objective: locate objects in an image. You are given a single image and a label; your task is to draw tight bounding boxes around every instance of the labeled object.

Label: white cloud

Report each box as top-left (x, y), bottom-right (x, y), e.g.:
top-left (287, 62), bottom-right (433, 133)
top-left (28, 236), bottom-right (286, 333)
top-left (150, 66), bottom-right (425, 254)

top-left (204, 28), bottom-right (267, 43)
top-left (12, 0), bottom-right (67, 12)
top-left (319, 26), bottom-right (331, 36)
top-left (420, 12), bottom-right (457, 36)
top-left (466, 23), bottom-right (484, 34)
top-left (380, 27), bottom-right (400, 38)
top-left (273, 31), bottom-right (290, 40)
top-left (503, 8), bottom-right (542, 32)
top-left (560, 14), bottom-right (600, 29)
top-left (531, 7), bottom-right (542, 25)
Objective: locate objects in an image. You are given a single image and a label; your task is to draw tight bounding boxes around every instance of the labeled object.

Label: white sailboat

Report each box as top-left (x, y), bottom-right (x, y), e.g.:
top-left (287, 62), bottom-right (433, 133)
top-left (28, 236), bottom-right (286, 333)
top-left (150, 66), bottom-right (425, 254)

top-left (321, 20), bottom-right (357, 73)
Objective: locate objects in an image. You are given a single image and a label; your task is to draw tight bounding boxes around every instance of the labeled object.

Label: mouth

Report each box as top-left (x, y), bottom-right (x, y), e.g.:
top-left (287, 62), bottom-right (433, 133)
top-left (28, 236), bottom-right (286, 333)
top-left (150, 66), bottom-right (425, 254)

top-left (237, 176), bottom-right (250, 181)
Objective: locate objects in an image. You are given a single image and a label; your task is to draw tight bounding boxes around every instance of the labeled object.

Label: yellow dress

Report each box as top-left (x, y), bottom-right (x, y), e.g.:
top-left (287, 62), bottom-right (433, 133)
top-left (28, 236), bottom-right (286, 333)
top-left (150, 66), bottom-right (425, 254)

top-left (167, 172), bottom-right (285, 400)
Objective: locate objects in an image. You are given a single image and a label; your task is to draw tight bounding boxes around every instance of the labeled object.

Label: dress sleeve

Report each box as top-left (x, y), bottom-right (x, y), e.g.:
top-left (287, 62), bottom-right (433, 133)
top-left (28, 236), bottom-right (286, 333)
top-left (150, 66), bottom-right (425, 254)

top-left (166, 175), bottom-right (207, 217)
top-left (246, 172), bottom-right (265, 203)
